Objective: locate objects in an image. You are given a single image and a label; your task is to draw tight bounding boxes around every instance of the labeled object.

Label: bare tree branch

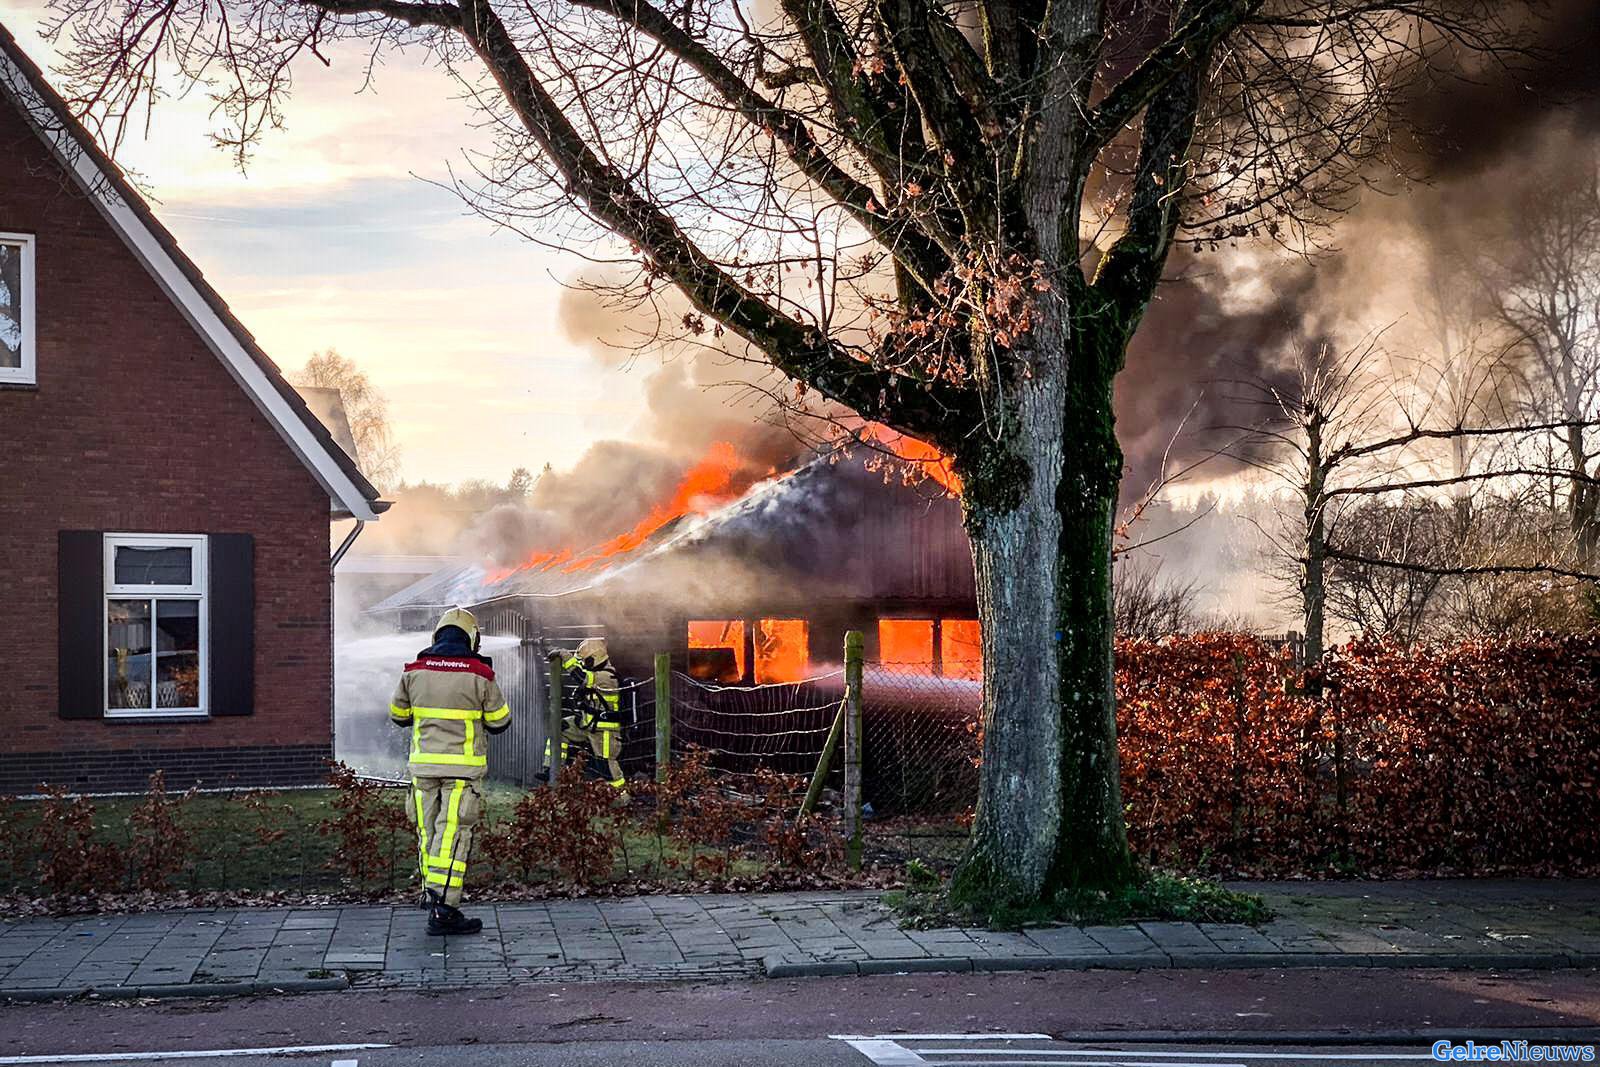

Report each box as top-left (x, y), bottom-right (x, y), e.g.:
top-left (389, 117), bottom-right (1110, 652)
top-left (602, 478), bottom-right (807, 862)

top-left (1326, 546), bottom-right (1600, 583)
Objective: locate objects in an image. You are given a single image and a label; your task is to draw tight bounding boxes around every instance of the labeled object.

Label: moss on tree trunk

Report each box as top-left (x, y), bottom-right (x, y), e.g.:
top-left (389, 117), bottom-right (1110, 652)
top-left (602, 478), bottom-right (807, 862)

top-left (949, 320), bottom-right (1137, 910)
top-left (1048, 346), bottom-right (1135, 891)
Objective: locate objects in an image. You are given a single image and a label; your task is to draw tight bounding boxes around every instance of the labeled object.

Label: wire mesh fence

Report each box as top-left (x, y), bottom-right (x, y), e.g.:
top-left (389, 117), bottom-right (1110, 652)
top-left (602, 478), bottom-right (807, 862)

top-left (859, 663), bottom-right (979, 873)
top-left (667, 672), bottom-right (845, 785)
top-left (460, 620), bottom-right (984, 873)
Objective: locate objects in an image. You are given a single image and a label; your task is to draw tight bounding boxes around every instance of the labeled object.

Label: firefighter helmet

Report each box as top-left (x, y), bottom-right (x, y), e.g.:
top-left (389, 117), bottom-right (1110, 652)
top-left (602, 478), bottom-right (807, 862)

top-left (575, 636), bottom-right (609, 668)
top-left (434, 607), bottom-right (481, 651)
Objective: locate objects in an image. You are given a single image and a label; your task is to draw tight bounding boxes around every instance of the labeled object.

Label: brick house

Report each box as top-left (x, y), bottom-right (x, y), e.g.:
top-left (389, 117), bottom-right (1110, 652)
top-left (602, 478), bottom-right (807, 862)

top-left (0, 25), bottom-right (387, 793)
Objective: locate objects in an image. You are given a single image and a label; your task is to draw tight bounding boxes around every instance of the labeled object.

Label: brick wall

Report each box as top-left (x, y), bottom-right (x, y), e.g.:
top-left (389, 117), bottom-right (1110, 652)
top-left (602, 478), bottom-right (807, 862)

top-left (0, 87), bottom-right (334, 788)
top-left (0, 745), bottom-right (331, 795)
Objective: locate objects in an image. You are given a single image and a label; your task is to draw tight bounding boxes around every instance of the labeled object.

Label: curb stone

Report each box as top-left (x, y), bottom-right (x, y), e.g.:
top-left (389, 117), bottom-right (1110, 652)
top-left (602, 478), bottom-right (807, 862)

top-left (0, 975), bottom-right (350, 1003)
top-left (857, 957), bottom-right (973, 975)
top-left (760, 950), bottom-right (1600, 979)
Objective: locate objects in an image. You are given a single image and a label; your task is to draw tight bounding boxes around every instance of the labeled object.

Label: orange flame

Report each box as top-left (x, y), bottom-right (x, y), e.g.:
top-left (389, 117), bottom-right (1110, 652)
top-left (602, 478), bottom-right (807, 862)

top-left (878, 617), bottom-right (983, 679)
top-left (878, 618), bottom-right (935, 671)
top-left (489, 441), bottom-right (746, 583)
top-left (864, 424), bottom-right (962, 496)
top-left (561, 441), bottom-right (741, 572)
top-left (941, 618), bottom-right (983, 681)
top-left (688, 619), bottom-right (746, 682)
top-left (755, 618), bottom-right (810, 683)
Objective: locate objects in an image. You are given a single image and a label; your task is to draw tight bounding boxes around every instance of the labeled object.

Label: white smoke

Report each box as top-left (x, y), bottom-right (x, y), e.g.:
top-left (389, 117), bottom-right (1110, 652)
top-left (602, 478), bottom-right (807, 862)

top-left (333, 631), bottom-right (523, 779)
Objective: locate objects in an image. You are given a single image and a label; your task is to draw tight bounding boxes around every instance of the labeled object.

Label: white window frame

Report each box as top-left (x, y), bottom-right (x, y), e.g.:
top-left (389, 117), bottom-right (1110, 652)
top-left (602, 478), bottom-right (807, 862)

top-left (0, 232), bottom-right (35, 386)
top-left (103, 533), bottom-right (208, 717)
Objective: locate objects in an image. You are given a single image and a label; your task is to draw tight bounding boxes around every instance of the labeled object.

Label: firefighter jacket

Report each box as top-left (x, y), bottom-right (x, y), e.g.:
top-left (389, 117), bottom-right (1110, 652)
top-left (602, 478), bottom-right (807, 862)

top-left (563, 637), bottom-right (620, 729)
top-left (390, 637), bottom-right (510, 780)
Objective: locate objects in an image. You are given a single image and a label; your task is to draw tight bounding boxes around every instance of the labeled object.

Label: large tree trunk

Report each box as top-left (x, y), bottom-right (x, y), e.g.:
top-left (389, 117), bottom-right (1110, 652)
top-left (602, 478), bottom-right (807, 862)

top-left (1048, 343), bottom-right (1135, 890)
top-left (949, 374), bottom-right (1067, 905)
top-left (950, 314), bottom-right (1138, 906)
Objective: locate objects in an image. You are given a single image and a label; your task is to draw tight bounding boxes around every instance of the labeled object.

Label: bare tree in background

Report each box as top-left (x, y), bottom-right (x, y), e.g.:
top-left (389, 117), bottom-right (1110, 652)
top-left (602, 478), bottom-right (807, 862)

top-left (1112, 560), bottom-right (1204, 639)
top-left (1323, 499), bottom-right (1450, 642)
top-left (1443, 496), bottom-right (1600, 633)
top-left (1402, 251), bottom-right (1522, 532)
top-left (44, 0), bottom-right (1526, 902)
top-left (1477, 155), bottom-right (1600, 559)
top-left (1231, 338), bottom-right (1599, 663)
top-left (294, 349), bottom-right (403, 492)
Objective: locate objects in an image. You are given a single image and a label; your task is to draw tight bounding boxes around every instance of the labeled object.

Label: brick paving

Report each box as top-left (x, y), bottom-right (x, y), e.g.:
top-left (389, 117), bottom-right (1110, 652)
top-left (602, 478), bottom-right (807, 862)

top-left (0, 880), bottom-right (1594, 999)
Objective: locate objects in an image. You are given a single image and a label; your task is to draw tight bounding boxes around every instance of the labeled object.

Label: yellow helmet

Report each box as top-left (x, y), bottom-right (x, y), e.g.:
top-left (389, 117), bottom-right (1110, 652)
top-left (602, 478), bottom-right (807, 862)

top-left (575, 637), bottom-right (609, 667)
top-left (434, 607), bottom-right (481, 651)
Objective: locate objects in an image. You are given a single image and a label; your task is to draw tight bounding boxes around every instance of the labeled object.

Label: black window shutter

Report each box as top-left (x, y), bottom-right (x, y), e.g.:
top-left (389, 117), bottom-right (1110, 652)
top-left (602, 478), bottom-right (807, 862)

top-left (58, 530), bottom-right (104, 719)
top-left (209, 533), bottom-right (255, 716)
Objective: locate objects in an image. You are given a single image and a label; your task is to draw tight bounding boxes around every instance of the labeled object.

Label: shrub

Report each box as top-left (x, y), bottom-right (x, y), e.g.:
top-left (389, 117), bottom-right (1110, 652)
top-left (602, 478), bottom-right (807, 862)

top-left (127, 771), bottom-right (196, 891)
top-left (1318, 633), bottom-right (1600, 872)
top-left (320, 761), bottom-right (411, 890)
top-left (482, 759), bottom-right (622, 886)
top-left (752, 767), bottom-right (841, 873)
top-left (1115, 632), bottom-right (1600, 875)
top-left (33, 787), bottom-right (124, 896)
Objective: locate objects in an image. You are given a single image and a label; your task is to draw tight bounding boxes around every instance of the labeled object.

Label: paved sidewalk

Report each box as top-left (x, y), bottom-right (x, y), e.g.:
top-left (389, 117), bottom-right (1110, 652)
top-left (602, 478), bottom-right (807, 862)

top-left (0, 880), bottom-right (1595, 1000)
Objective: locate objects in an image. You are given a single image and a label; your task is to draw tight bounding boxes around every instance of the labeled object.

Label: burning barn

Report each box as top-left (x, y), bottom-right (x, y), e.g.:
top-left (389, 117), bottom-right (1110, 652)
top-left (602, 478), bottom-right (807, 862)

top-left (367, 445), bottom-right (981, 685)
top-left (359, 446), bottom-right (985, 811)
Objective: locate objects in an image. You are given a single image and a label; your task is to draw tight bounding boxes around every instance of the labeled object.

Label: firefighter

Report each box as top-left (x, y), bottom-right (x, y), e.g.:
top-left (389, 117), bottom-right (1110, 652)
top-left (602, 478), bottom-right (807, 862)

top-left (390, 607), bottom-right (510, 936)
top-left (545, 636), bottom-right (628, 796)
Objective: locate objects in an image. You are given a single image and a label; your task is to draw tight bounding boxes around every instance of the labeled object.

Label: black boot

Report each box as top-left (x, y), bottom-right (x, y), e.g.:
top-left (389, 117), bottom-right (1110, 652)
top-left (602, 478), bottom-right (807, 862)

top-left (427, 902), bottom-right (483, 936)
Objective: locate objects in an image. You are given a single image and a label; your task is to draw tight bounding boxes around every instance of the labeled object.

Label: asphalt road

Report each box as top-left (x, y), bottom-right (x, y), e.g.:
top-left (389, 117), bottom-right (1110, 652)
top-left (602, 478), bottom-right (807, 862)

top-left (1, 1038), bottom-right (1592, 1067)
top-left (2, 968), bottom-right (1597, 1066)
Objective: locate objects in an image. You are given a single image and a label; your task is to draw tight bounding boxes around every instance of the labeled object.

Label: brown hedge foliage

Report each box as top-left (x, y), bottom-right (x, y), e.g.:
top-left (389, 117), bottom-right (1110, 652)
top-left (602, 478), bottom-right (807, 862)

top-left (1116, 632), bottom-right (1600, 876)
top-left (127, 771), bottom-right (196, 891)
top-left (479, 759), bottom-right (624, 887)
top-left (32, 787), bottom-right (124, 896)
top-left (320, 761), bottom-right (412, 890)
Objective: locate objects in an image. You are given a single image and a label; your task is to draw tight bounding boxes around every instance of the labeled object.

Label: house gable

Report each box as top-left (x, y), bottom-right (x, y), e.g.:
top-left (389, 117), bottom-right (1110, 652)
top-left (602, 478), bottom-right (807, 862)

top-left (0, 24), bottom-right (383, 520)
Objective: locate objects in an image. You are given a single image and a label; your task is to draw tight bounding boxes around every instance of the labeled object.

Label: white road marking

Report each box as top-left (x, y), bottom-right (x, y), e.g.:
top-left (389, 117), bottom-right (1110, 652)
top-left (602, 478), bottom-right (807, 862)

top-left (331, 1060), bottom-right (359, 1067)
top-left (836, 1036), bottom-right (1435, 1067)
top-left (0, 1044), bottom-right (389, 1064)
top-left (840, 1039), bottom-right (931, 1065)
top-left (912, 1052), bottom-right (1433, 1061)
top-left (835, 1036), bottom-right (1053, 1042)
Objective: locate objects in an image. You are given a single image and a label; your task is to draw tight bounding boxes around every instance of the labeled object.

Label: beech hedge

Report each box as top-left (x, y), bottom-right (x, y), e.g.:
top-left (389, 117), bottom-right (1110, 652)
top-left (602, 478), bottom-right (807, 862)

top-left (1116, 632), bottom-right (1600, 876)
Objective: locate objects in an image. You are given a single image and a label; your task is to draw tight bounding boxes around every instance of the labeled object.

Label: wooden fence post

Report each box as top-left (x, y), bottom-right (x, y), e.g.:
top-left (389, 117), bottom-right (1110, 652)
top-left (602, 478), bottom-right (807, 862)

top-left (655, 652), bottom-right (672, 783)
top-left (800, 704), bottom-right (844, 818)
top-left (843, 629), bottom-right (864, 871)
top-left (546, 651), bottom-right (565, 787)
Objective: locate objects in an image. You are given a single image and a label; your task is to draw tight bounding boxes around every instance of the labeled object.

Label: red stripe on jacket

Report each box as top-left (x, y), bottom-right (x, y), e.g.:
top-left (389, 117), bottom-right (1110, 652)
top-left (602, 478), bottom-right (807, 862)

top-left (404, 657), bottom-right (496, 680)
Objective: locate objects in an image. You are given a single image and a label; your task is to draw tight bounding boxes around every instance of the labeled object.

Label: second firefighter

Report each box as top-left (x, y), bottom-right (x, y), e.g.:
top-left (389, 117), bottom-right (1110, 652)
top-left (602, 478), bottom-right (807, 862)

top-left (545, 636), bottom-right (628, 796)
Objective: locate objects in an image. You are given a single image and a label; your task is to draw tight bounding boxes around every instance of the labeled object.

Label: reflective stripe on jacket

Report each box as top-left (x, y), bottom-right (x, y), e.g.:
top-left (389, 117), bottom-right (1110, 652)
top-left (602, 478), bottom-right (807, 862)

top-left (562, 655), bottom-right (620, 725)
top-left (391, 655), bottom-right (510, 779)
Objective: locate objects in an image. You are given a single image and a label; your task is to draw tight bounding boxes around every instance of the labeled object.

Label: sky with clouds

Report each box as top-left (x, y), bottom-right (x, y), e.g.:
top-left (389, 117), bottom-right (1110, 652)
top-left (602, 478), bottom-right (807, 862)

top-left (7, 6), bottom-right (652, 487)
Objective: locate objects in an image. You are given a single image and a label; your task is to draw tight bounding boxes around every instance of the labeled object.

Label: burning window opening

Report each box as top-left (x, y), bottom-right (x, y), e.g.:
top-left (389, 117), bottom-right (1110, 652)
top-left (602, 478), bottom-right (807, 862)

top-left (754, 618), bottom-right (809, 683)
top-left (878, 618), bottom-right (935, 671)
top-left (941, 618), bottom-right (982, 681)
top-left (878, 617), bottom-right (982, 678)
top-left (688, 619), bottom-right (746, 683)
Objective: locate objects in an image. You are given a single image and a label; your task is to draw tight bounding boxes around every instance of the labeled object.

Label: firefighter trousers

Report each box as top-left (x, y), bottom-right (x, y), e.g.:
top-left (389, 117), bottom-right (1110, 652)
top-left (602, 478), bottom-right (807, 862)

top-left (544, 718), bottom-right (626, 789)
top-left (411, 776), bottom-right (481, 906)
